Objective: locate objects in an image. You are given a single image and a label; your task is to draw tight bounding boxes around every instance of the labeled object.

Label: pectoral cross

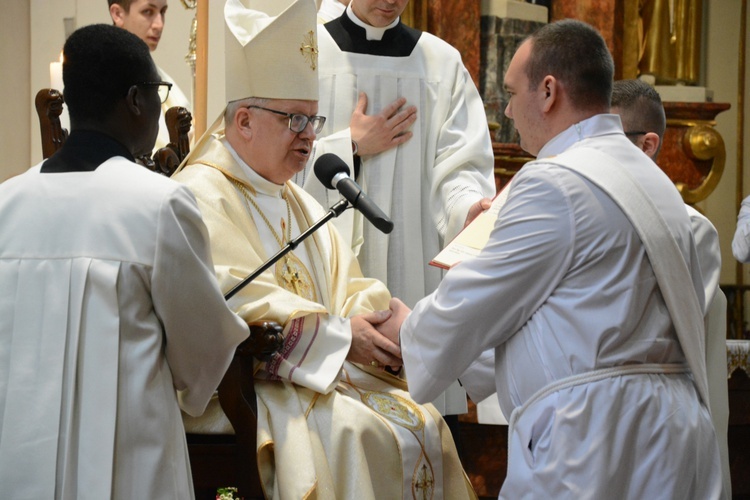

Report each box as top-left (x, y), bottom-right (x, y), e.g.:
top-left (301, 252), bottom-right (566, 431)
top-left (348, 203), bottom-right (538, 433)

top-left (300, 30), bottom-right (318, 70)
top-left (281, 259), bottom-right (303, 296)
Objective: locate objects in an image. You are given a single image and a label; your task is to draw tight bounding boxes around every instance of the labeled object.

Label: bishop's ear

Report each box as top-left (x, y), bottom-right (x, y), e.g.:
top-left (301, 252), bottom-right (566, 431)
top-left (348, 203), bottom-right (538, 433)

top-left (234, 107), bottom-right (255, 139)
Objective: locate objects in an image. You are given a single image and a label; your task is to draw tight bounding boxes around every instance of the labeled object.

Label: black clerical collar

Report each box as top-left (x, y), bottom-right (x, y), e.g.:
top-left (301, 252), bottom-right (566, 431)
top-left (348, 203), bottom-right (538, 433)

top-left (324, 10), bottom-right (421, 57)
top-left (41, 129), bottom-right (135, 173)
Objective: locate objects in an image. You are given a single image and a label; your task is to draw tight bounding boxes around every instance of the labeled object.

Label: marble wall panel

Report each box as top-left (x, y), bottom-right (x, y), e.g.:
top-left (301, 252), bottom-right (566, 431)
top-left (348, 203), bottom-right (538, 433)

top-left (480, 16), bottom-right (545, 143)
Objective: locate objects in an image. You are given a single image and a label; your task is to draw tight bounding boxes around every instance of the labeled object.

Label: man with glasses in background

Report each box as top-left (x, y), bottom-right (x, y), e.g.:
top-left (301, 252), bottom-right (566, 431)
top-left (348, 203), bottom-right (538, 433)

top-left (109, 0), bottom-right (191, 149)
top-left (173, 1), bottom-right (474, 497)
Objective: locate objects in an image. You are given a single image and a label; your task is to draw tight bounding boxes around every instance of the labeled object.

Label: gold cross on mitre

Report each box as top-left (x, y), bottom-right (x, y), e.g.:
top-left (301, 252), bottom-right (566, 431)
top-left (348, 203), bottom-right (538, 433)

top-left (300, 30), bottom-right (318, 70)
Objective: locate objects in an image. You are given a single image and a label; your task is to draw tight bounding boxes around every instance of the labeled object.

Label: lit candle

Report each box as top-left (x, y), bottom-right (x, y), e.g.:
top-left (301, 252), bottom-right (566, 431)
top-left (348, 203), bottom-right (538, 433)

top-left (49, 52), bottom-right (63, 91)
top-left (48, 51), bottom-right (70, 131)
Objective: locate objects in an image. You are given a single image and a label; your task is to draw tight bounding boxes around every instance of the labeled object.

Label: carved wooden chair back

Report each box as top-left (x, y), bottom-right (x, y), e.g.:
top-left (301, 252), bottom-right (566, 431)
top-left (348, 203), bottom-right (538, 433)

top-left (34, 88), bottom-right (188, 177)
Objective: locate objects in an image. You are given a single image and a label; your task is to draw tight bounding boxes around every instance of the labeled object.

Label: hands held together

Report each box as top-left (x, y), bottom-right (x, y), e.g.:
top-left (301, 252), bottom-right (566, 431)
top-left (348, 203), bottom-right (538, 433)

top-left (347, 298), bottom-right (412, 371)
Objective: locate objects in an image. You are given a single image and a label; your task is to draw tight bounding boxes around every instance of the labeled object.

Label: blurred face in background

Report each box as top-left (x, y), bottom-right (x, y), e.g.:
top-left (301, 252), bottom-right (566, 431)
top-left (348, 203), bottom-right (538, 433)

top-left (110, 0), bottom-right (168, 51)
top-left (351, 0), bottom-right (409, 28)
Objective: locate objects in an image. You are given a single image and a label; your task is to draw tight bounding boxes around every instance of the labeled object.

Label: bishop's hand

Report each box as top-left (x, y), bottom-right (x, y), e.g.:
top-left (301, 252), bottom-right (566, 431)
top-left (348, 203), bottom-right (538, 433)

top-left (376, 297), bottom-right (411, 346)
top-left (348, 309), bottom-right (402, 370)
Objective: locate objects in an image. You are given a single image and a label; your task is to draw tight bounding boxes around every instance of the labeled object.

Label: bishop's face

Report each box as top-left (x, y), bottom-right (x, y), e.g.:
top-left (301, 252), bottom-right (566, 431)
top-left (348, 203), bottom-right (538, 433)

top-left (351, 0), bottom-right (409, 28)
top-left (110, 0), bottom-right (168, 52)
top-left (245, 99), bottom-right (318, 185)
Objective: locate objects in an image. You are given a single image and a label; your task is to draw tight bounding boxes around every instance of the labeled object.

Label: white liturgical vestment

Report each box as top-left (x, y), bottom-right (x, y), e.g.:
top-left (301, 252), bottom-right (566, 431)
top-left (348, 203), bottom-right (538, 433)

top-left (0, 153), bottom-right (248, 499)
top-left (400, 115), bottom-right (724, 499)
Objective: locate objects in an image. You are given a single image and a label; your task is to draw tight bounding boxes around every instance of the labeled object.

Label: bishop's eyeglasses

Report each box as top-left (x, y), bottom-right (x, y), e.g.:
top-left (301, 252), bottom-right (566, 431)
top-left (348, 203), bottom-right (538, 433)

top-left (247, 105), bottom-right (326, 134)
top-left (136, 81), bottom-right (173, 104)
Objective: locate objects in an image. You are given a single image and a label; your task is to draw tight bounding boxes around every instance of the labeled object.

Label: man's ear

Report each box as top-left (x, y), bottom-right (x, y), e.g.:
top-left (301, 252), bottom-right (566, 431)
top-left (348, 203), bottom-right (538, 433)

top-left (233, 107), bottom-right (254, 140)
top-left (542, 75), bottom-right (557, 113)
top-left (124, 85), bottom-right (143, 117)
top-left (110, 4), bottom-right (126, 26)
top-left (641, 132), bottom-right (661, 160)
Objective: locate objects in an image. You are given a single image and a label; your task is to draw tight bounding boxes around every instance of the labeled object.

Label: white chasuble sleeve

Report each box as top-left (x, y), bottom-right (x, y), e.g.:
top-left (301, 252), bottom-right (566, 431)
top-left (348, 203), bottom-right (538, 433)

top-left (263, 315), bottom-right (350, 394)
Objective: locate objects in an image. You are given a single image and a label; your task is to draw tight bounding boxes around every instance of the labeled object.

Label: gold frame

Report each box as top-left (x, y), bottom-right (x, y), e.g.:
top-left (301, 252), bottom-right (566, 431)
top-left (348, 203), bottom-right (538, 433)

top-left (401, 0), bottom-right (429, 31)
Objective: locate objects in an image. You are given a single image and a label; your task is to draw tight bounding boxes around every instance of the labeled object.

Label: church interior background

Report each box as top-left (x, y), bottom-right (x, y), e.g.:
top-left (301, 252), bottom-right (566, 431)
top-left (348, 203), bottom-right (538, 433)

top-left (1, 0), bottom-right (750, 497)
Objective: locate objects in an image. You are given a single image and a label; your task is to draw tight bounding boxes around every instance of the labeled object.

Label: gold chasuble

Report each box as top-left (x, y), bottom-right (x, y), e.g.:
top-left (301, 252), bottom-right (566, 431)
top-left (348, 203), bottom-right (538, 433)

top-left (175, 132), bottom-right (475, 499)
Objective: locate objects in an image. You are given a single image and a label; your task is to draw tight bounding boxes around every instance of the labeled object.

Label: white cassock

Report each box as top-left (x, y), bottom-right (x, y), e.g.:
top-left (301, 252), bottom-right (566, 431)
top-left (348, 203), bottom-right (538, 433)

top-left (0, 155), bottom-right (248, 499)
top-left (175, 134), bottom-right (475, 500)
top-left (295, 9), bottom-right (496, 414)
top-left (400, 114), bottom-right (724, 499)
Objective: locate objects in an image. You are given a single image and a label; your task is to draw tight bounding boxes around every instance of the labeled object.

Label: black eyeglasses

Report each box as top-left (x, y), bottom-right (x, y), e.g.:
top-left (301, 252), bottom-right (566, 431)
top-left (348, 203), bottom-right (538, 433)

top-left (136, 81), bottom-right (172, 104)
top-left (246, 105), bottom-right (326, 134)
top-left (624, 131), bottom-right (648, 137)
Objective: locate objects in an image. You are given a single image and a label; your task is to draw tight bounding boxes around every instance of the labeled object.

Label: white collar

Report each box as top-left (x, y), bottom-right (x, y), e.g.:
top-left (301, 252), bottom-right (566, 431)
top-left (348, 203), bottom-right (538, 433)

top-left (346, 4), bottom-right (400, 41)
top-left (537, 114), bottom-right (625, 159)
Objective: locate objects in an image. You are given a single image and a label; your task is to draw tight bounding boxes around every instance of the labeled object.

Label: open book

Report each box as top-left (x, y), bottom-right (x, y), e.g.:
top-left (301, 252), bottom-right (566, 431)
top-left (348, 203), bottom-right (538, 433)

top-left (430, 184), bottom-right (511, 270)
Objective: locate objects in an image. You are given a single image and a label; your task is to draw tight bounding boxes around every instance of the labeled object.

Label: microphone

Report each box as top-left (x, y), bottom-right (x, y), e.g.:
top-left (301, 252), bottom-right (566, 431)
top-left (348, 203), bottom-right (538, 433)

top-left (314, 153), bottom-right (394, 234)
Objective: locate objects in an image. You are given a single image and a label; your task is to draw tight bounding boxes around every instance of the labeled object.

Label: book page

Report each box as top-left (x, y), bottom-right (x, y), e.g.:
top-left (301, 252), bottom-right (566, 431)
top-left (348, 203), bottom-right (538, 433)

top-left (430, 186), bottom-right (510, 269)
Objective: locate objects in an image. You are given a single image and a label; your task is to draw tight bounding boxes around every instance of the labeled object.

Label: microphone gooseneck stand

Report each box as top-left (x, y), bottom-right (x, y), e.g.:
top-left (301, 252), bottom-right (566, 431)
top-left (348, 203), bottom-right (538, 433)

top-left (224, 199), bottom-right (349, 301)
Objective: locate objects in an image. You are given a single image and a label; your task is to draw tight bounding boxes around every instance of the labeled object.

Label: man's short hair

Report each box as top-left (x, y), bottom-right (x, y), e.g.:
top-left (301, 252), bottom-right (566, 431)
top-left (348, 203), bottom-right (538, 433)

top-left (108, 0), bottom-right (134, 11)
top-left (63, 24), bottom-right (155, 123)
top-left (224, 97), bottom-right (269, 124)
top-left (611, 79), bottom-right (667, 140)
top-left (527, 19), bottom-right (614, 111)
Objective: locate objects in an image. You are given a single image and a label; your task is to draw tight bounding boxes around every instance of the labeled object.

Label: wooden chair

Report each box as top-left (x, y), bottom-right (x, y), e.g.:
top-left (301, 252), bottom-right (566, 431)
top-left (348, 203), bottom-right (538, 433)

top-left (34, 88), bottom-right (187, 176)
top-left (35, 88), bottom-right (278, 499)
top-left (190, 322), bottom-right (283, 500)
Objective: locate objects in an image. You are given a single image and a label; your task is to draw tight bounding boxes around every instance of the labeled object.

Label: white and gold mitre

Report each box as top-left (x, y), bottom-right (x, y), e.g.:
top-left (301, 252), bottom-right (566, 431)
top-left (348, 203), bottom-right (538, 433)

top-left (224, 0), bottom-right (319, 102)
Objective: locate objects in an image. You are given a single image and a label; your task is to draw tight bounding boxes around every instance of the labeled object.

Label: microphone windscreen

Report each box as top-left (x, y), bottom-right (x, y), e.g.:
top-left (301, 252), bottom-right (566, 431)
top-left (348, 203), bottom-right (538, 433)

top-left (314, 153), bottom-right (351, 190)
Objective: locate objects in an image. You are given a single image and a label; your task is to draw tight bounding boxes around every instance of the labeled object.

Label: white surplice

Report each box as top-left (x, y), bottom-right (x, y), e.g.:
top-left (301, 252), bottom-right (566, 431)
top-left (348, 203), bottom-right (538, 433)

top-left (400, 115), bottom-right (724, 499)
top-left (0, 159), bottom-right (249, 499)
top-left (296, 16), bottom-right (496, 310)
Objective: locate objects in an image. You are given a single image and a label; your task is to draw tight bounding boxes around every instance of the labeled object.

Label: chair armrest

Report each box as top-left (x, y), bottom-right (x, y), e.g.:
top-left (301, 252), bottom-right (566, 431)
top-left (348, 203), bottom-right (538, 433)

top-left (239, 321), bottom-right (284, 362)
